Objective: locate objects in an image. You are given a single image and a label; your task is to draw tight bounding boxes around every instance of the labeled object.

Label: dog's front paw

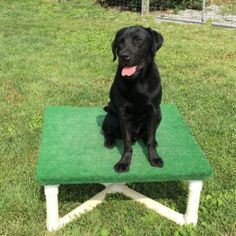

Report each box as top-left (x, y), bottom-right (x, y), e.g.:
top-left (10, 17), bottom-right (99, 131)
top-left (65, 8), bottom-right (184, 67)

top-left (114, 162), bottom-right (130, 173)
top-left (149, 157), bottom-right (164, 168)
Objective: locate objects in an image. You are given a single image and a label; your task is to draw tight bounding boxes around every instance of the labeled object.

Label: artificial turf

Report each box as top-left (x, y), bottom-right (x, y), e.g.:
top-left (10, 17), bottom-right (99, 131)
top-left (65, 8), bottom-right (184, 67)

top-left (36, 105), bottom-right (212, 185)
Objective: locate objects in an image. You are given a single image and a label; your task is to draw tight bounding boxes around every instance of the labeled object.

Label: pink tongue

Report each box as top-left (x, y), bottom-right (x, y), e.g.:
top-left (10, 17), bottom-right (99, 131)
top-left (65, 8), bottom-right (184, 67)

top-left (121, 66), bottom-right (137, 77)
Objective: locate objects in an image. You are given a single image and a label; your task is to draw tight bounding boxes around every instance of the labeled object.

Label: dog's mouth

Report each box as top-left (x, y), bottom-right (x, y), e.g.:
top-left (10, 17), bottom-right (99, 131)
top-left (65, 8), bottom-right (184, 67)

top-left (121, 59), bottom-right (146, 78)
top-left (121, 65), bottom-right (138, 77)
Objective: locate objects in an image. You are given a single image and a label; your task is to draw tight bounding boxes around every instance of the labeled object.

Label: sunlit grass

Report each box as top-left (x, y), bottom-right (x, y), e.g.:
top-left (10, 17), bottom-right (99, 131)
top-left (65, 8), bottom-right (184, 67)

top-left (0, 0), bottom-right (235, 235)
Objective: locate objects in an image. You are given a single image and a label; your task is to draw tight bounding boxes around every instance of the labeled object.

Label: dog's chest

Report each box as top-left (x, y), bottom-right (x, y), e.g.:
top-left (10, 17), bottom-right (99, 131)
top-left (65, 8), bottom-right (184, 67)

top-left (125, 103), bottom-right (148, 122)
top-left (127, 82), bottom-right (149, 106)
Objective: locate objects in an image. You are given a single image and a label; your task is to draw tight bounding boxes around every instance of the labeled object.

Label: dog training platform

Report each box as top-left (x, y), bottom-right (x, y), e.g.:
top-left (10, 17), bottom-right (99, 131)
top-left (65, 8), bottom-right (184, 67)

top-left (36, 105), bottom-right (212, 231)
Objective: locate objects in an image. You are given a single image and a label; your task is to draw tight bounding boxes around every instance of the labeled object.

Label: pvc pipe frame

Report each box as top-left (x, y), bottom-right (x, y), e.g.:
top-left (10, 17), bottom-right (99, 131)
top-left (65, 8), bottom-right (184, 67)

top-left (212, 22), bottom-right (236, 29)
top-left (44, 181), bottom-right (203, 232)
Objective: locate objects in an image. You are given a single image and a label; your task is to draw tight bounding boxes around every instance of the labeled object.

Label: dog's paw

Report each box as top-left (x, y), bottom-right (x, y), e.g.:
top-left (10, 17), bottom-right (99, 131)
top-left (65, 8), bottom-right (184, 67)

top-left (104, 137), bottom-right (115, 149)
top-left (149, 157), bottom-right (164, 168)
top-left (114, 162), bottom-right (130, 173)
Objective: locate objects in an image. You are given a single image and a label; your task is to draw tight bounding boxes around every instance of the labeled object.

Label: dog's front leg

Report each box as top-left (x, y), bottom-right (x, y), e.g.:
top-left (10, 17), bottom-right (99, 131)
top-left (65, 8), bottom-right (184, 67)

top-left (146, 109), bottom-right (164, 168)
top-left (114, 112), bottom-right (133, 173)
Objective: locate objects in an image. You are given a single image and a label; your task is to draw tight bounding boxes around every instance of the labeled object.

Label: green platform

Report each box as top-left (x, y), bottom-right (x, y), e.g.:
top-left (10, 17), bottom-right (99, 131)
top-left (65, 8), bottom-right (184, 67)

top-left (36, 105), bottom-right (212, 185)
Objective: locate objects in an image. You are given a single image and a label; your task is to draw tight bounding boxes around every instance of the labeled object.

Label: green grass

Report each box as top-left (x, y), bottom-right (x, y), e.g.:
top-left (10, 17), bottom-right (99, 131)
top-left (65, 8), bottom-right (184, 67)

top-left (0, 0), bottom-right (235, 235)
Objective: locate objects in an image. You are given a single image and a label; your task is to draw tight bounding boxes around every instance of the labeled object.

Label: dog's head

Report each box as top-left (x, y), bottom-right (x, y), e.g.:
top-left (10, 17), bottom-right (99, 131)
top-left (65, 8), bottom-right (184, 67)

top-left (112, 26), bottom-right (163, 77)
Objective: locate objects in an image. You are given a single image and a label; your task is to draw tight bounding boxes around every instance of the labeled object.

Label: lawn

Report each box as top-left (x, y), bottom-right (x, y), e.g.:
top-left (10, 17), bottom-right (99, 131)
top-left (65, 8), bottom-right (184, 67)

top-left (0, 0), bottom-right (235, 235)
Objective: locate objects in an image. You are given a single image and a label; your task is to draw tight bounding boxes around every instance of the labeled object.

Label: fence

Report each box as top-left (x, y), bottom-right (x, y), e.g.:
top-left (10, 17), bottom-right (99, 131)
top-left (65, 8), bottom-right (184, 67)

top-left (98, 0), bottom-right (236, 29)
top-left (209, 2), bottom-right (236, 28)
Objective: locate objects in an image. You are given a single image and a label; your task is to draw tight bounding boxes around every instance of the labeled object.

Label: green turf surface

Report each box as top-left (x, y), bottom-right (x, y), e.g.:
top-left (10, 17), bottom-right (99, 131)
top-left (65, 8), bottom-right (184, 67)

top-left (36, 104), bottom-right (212, 185)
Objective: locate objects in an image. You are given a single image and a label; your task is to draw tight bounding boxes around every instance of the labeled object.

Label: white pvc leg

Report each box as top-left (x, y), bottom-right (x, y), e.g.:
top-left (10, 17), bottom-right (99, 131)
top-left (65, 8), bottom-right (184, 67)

top-left (43, 181), bottom-right (204, 231)
top-left (122, 185), bottom-right (185, 225)
top-left (59, 186), bottom-right (110, 228)
top-left (184, 180), bottom-right (203, 225)
top-left (44, 185), bottom-right (59, 232)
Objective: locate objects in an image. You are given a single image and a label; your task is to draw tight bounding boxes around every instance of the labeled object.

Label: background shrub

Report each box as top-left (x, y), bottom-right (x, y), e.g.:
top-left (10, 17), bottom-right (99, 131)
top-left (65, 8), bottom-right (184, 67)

top-left (97, 0), bottom-right (203, 11)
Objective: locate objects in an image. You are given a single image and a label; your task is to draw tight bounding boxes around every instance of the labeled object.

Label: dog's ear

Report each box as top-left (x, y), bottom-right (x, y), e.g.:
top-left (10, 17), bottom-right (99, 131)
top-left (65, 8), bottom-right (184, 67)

top-left (112, 40), bottom-right (117, 61)
top-left (147, 27), bottom-right (164, 55)
top-left (112, 28), bottom-right (123, 61)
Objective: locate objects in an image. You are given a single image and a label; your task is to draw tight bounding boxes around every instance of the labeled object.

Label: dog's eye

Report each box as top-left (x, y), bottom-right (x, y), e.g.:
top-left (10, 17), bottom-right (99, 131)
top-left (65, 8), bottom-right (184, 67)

top-left (118, 38), bottom-right (125, 44)
top-left (133, 36), bottom-right (143, 44)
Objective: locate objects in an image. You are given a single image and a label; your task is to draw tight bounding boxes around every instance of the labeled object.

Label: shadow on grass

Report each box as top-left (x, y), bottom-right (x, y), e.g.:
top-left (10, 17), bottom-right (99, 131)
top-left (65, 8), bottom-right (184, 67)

top-left (39, 180), bottom-right (187, 214)
top-left (39, 184), bottom-right (104, 203)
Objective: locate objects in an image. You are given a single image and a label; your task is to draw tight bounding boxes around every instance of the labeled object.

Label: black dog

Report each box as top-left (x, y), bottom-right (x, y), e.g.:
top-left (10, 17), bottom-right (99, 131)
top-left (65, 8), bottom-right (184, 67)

top-left (102, 25), bottom-right (164, 173)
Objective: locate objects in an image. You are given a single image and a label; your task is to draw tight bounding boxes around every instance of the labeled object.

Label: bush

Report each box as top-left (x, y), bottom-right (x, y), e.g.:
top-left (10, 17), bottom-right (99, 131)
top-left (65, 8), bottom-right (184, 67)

top-left (97, 0), bottom-right (203, 11)
top-left (98, 0), bottom-right (142, 12)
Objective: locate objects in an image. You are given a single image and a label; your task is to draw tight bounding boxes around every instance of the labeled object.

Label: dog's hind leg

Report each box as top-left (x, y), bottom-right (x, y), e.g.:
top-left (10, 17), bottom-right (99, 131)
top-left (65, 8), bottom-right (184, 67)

top-left (102, 113), bottom-right (120, 149)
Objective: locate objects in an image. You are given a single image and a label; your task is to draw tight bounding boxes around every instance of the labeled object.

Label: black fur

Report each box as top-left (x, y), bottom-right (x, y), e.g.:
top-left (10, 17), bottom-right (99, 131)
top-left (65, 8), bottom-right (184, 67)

top-left (102, 25), bottom-right (164, 173)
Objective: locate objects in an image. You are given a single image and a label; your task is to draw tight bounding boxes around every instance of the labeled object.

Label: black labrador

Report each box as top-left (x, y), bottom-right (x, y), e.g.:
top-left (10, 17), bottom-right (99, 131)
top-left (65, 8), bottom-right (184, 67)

top-left (102, 25), bottom-right (164, 173)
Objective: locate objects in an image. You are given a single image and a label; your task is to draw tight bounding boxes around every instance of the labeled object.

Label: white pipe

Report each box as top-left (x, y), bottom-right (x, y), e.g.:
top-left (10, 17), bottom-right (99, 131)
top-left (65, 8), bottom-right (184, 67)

top-left (122, 185), bottom-right (185, 225)
top-left (156, 17), bottom-right (204, 24)
top-left (106, 183), bottom-right (126, 193)
top-left (44, 185), bottom-right (60, 232)
top-left (184, 180), bottom-right (203, 225)
top-left (201, 0), bottom-right (206, 23)
top-left (59, 186), bottom-right (110, 228)
top-left (142, 0), bottom-right (150, 15)
top-left (44, 182), bottom-right (204, 231)
top-left (212, 22), bottom-right (236, 29)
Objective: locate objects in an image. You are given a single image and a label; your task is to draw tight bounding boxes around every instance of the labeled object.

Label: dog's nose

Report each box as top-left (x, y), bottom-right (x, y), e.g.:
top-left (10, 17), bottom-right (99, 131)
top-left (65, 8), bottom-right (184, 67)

top-left (120, 53), bottom-right (130, 61)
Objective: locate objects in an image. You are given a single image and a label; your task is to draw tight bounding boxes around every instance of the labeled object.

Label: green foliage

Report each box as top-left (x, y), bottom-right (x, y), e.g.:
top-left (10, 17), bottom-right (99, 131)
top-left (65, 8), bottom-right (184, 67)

top-left (98, 0), bottom-right (142, 11)
top-left (150, 0), bottom-right (203, 10)
top-left (0, 0), bottom-right (236, 235)
top-left (98, 0), bottom-right (203, 11)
